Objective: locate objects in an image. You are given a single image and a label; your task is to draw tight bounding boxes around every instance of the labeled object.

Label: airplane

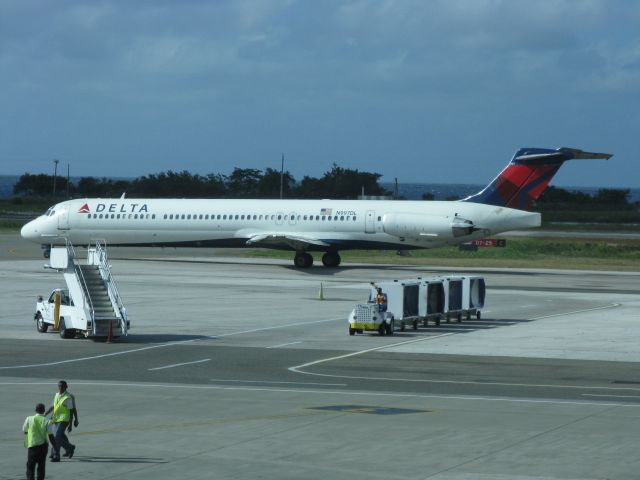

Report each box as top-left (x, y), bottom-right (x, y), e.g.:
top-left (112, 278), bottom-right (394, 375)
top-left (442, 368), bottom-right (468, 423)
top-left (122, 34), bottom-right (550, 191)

top-left (20, 147), bottom-right (611, 268)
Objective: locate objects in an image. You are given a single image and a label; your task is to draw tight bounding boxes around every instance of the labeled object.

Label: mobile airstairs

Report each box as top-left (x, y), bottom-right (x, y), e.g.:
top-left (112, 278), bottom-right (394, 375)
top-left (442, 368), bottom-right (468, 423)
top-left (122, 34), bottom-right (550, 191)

top-left (42, 241), bottom-right (129, 339)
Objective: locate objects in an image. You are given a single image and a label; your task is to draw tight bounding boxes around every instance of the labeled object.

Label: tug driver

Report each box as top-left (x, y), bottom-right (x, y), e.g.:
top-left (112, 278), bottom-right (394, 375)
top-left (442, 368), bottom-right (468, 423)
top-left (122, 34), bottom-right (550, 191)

top-left (375, 287), bottom-right (388, 312)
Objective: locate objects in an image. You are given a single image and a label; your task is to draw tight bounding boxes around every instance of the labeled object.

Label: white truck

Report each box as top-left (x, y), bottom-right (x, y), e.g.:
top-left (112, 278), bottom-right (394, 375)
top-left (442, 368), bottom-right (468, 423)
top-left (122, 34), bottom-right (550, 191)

top-left (33, 242), bottom-right (129, 340)
top-left (34, 288), bottom-right (84, 339)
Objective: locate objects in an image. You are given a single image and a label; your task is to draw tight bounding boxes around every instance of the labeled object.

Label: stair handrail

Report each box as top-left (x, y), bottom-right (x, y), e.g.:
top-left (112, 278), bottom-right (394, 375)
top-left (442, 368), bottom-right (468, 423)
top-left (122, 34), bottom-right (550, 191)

top-left (93, 240), bottom-right (128, 336)
top-left (64, 238), bottom-right (95, 332)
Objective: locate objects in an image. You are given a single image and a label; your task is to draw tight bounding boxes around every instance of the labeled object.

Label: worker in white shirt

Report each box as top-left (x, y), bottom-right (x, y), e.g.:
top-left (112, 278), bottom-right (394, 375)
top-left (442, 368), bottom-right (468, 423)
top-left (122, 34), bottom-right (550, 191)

top-left (45, 380), bottom-right (78, 462)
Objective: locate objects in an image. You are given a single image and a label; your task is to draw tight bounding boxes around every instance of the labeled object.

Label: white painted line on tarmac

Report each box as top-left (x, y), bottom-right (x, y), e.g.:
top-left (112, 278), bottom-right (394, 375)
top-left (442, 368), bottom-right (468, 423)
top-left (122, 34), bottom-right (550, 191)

top-left (0, 380), bottom-right (636, 408)
top-left (289, 333), bottom-right (456, 373)
top-left (210, 379), bottom-right (346, 386)
top-left (529, 303), bottom-right (620, 320)
top-left (209, 317), bottom-right (342, 339)
top-left (0, 339), bottom-right (197, 370)
top-left (0, 318), bottom-right (343, 370)
top-left (582, 394), bottom-right (640, 399)
top-left (148, 358), bottom-right (211, 371)
top-left (266, 341), bottom-right (303, 349)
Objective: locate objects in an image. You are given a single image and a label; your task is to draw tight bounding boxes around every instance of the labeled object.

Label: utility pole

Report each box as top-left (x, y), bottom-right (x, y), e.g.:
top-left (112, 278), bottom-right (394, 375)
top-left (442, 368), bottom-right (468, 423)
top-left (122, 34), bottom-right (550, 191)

top-left (52, 159), bottom-right (59, 200)
top-left (280, 153), bottom-right (284, 199)
top-left (66, 163), bottom-right (70, 199)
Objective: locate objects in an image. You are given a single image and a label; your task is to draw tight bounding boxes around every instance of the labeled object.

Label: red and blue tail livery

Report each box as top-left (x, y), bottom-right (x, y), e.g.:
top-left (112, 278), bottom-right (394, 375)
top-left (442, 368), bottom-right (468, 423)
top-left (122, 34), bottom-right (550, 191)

top-left (463, 147), bottom-right (612, 210)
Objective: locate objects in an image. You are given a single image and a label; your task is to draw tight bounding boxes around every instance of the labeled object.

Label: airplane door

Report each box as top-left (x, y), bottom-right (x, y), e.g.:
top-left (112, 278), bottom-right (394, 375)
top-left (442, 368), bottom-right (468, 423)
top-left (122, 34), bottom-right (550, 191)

top-left (58, 205), bottom-right (70, 230)
top-left (365, 210), bottom-right (375, 233)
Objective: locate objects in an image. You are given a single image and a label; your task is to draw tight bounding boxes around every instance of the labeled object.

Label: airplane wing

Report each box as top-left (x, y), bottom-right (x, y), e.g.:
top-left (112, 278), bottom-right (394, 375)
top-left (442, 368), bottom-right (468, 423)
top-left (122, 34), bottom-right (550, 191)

top-left (245, 232), bottom-right (331, 251)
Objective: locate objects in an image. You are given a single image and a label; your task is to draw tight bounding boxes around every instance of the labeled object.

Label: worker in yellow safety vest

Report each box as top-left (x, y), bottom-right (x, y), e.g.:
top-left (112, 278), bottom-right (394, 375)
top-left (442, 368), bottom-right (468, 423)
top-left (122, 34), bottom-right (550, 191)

top-left (375, 287), bottom-right (388, 312)
top-left (23, 403), bottom-right (50, 480)
top-left (45, 380), bottom-right (78, 462)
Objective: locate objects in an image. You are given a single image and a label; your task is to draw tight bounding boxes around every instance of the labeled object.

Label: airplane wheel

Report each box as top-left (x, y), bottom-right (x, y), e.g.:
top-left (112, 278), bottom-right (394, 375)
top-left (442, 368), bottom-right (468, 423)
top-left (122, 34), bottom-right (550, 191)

top-left (322, 251), bottom-right (341, 267)
top-left (294, 253), bottom-right (313, 268)
top-left (36, 313), bottom-right (48, 333)
top-left (303, 252), bottom-right (313, 267)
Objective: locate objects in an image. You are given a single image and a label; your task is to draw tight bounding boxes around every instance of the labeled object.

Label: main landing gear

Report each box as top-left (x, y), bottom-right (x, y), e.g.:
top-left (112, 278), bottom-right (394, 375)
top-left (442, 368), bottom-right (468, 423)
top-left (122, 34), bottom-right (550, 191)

top-left (292, 251), bottom-right (342, 268)
top-left (294, 252), bottom-right (314, 268)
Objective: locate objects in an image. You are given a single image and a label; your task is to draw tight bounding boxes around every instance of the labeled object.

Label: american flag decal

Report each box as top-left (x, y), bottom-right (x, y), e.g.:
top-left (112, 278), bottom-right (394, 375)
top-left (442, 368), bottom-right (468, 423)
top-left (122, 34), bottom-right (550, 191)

top-left (320, 208), bottom-right (332, 215)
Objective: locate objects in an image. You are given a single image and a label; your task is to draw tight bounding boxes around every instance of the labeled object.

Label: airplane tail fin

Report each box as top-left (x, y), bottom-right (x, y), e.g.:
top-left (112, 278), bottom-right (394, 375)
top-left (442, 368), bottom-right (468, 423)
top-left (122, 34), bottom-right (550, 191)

top-left (462, 147), bottom-right (612, 210)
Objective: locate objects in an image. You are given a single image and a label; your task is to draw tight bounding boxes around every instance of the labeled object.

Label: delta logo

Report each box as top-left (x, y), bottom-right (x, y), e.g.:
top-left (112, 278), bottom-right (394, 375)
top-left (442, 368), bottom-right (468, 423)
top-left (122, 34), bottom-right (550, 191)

top-left (78, 204), bottom-right (90, 214)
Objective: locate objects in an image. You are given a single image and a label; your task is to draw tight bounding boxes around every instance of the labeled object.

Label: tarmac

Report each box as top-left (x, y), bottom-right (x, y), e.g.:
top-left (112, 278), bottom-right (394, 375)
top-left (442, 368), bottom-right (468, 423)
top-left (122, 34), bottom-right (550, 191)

top-left (1, 233), bottom-right (640, 480)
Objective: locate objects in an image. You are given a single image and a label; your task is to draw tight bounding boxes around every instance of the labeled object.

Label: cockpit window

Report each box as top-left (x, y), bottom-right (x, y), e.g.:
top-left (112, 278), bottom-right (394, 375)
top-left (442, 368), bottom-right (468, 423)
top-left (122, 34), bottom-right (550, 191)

top-left (44, 208), bottom-right (53, 216)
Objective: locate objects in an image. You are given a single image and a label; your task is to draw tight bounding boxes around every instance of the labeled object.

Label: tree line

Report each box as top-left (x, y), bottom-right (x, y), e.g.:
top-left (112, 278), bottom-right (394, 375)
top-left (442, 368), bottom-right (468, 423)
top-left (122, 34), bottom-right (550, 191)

top-left (12, 169), bottom-right (634, 208)
top-left (13, 164), bottom-right (389, 200)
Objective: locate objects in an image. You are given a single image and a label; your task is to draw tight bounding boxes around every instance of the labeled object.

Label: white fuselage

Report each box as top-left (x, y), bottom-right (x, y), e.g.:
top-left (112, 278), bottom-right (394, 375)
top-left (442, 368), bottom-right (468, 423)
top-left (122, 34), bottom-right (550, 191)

top-left (21, 198), bottom-right (541, 252)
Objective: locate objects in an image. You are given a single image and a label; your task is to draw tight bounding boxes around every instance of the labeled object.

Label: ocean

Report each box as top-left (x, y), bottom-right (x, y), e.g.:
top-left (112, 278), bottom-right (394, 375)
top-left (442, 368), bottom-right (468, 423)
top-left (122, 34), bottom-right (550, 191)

top-left (1, 175), bottom-right (638, 203)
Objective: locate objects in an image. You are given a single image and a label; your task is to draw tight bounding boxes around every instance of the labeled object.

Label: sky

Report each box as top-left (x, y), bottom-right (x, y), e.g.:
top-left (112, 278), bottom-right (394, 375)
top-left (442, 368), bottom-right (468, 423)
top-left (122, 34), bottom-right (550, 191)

top-left (0, 0), bottom-right (638, 187)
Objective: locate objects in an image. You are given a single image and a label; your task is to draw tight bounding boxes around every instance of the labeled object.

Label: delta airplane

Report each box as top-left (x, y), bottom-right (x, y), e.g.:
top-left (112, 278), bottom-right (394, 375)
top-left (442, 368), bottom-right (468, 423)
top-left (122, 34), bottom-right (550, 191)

top-left (21, 147), bottom-right (611, 268)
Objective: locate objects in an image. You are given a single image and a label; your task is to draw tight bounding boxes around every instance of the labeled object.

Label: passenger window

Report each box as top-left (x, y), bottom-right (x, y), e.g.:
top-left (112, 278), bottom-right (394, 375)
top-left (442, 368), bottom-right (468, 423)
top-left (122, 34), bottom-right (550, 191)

top-left (235, 214), bottom-right (239, 220)
top-left (111, 214), bottom-right (115, 219)
top-left (277, 215), bottom-right (282, 220)
top-left (378, 216), bottom-right (382, 221)
top-left (353, 216), bottom-right (357, 221)
top-left (241, 215), bottom-right (245, 220)
top-left (271, 215), bottom-right (275, 220)
top-left (253, 215), bottom-right (257, 220)
top-left (340, 216), bottom-right (344, 221)
top-left (205, 215), bottom-right (209, 220)
top-left (217, 214), bottom-right (221, 220)
top-left (99, 214), bottom-right (103, 219)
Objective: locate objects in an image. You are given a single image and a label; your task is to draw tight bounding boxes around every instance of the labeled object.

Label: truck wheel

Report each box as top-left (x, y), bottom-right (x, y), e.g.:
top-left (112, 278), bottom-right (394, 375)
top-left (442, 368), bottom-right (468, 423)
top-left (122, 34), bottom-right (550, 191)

top-left (35, 313), bottom-right (48, 333)
top-left (59, 318), bottom-right (74, 339)
top-left (400, 322), bottom-right (405, 332)
top-left (349, 328), bottom-right (355, 336)
top-left (412, 320), bottom-right (418, 330)
top-left (378, 324), bottom-right (386, 336)
top-left (385, 321), bottom-right (394, 336)
top-left (476, 311), bottom-right (482, 320)
top-left (435, 316), bottom-right (441, 327)
top-left (457, 314), bottom-right (462, 323)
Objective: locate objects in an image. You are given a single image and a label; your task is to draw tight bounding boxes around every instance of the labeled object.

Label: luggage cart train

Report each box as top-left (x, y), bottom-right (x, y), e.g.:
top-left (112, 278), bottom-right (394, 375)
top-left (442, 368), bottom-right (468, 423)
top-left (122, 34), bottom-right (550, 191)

top-left (348, 276), bottom-right (486, 335)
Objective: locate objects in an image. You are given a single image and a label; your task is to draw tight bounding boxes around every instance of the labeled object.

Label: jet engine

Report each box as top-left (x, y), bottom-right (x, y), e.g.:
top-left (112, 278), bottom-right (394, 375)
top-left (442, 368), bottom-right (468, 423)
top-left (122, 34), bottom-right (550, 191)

top-left (382, 213), bottom-right (478, 239)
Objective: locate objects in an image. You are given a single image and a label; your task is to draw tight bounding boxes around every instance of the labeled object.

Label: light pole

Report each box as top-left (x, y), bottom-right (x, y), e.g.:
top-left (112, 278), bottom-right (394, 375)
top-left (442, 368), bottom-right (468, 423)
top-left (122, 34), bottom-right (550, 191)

top-left (52, 159), bottom-right (59, 200)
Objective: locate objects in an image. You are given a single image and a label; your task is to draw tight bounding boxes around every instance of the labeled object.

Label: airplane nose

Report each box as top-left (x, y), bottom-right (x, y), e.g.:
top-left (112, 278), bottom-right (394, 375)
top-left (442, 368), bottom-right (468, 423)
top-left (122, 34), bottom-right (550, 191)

top-left (20, 220), bottom-right (39, 242)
